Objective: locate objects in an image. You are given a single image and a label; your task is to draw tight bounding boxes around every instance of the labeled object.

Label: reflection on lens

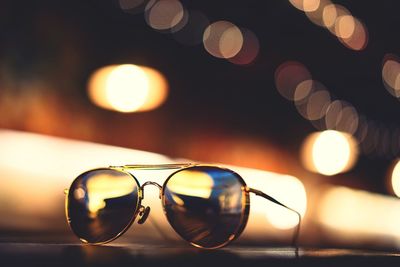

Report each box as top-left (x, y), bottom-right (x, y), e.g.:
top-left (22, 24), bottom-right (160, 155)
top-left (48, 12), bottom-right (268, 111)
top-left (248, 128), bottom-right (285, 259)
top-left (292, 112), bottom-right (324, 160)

top-left (163, 166), bottom-right (249, 248)
top-left (67, 169), bottom-right (140, 243)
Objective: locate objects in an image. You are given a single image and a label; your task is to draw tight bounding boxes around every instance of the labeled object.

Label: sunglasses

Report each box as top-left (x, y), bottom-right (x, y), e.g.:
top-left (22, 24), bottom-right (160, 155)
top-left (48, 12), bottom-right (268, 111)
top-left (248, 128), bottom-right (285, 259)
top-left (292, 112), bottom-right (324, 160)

top-left (65, 164), bottom-right (301, 249)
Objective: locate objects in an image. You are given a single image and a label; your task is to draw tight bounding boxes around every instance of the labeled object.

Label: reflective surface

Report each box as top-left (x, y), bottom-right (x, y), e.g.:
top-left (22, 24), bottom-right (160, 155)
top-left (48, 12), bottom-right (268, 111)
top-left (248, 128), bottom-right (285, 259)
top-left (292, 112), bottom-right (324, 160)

top-left (67, 169), bottom-right (140, 243)
top-left (162, 166), bottom-right (249, 248)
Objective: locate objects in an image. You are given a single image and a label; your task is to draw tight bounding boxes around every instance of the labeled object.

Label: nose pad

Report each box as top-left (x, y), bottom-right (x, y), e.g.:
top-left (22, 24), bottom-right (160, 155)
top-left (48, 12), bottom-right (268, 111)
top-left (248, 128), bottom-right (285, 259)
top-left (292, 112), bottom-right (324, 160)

top-left (137, 206), bottom-right (151, 224)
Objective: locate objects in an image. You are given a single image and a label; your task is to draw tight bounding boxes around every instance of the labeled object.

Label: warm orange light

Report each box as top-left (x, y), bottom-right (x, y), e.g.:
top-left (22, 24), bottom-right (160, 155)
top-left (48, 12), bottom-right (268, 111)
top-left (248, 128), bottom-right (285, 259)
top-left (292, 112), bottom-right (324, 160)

top-left (87, 64), bottom-right (168, 113)
top-left (391, 160), bottom-right (400, 197)
top-left (305, 0), bottom-right (332, 27)
top-left (289, 0), bottom-right (321, 12)
top-left (335, 15), bottom-right (355, 39)
top-left (203, 21), bottom-right (243, 59)
top-left (301, 130), bottom-right (358, 176)
top-left (338, 17), bottom-right (368, 51)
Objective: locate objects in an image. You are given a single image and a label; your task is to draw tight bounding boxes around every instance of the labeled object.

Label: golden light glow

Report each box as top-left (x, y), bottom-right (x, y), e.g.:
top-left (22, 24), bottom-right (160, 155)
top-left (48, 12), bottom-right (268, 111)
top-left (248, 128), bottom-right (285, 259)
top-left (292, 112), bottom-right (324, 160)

top-left (203, 21), bottom-right (243, 59)
top-left (301, 130), bottom-right (358, 176)
top-left (391, 160), bottom-right (400, 197)
top-left (289, 0), bottom-right (321, 12)
top-left (317, 186), bottom-right (400, 240)
top-left (167, 170), bottom-right (214, 199)
top-left (87, 64), bottom-right (168, 113)
top-left (145, 0), bottom-right (185, 30)
top-left (382, 57), bottom-right (400, 98)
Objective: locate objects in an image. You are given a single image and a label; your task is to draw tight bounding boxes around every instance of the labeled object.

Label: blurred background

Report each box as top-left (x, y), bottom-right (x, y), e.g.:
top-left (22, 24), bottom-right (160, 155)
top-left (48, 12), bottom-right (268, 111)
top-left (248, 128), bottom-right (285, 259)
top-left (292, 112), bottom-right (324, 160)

top-left (1, 0), bottom-right (400, 251)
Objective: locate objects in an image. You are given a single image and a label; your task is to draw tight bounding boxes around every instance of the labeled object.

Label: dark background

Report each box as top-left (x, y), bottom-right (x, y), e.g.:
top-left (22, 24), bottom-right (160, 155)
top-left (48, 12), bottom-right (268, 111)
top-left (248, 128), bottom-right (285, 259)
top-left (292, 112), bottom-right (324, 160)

top-left (0, 0), bottom-right (399, 194)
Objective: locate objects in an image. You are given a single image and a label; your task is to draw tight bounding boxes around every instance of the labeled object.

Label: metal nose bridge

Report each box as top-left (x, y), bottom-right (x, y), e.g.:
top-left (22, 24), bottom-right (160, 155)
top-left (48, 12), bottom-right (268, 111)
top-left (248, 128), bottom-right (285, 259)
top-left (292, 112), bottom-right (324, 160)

top-left (140, 181), bottom-right (162, 199)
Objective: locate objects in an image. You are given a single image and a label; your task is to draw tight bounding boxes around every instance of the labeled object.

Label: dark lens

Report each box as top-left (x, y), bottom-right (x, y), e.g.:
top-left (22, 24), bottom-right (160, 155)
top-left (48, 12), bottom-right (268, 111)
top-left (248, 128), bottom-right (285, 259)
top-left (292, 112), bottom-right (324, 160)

top-left (67, 169), bottom-right (140, 244)
top-left (162, 166), bottom-right (249, 248)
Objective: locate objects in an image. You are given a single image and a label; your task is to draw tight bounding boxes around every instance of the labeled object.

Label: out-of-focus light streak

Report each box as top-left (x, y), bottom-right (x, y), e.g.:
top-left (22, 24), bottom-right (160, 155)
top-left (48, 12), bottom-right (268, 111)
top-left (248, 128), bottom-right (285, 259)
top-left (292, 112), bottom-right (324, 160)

top-left (87, 64), bottom-right (168, 113)
top-left (0, 130), bottom-right (307, 243)
top-left (317, 186), bottom-right (400, 242)
top-left (301, 130), bottom-right (358, 176)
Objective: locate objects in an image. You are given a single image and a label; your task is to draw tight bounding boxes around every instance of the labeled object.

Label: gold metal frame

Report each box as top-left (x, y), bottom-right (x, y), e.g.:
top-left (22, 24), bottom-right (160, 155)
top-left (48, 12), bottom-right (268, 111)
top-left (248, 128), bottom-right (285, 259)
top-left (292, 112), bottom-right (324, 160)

top-left (65, 163), bottom-right (301, 249)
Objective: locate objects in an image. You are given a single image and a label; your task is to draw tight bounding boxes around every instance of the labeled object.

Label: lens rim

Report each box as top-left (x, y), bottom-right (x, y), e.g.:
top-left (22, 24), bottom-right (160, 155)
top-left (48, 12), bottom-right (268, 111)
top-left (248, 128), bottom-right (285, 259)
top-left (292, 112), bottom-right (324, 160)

top-left (65, 168), bottom-right (142, 245)
top-left (161, 165), bottom-right (250, 249)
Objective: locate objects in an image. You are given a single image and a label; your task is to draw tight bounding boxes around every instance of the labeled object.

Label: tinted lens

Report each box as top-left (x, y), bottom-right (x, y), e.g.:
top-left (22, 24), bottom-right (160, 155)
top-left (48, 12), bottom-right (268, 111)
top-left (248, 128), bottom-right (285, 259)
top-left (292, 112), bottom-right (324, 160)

top-left (67, 169), bottom-right (140, 244)
top-left (163, 166), bottom-right (249, 248)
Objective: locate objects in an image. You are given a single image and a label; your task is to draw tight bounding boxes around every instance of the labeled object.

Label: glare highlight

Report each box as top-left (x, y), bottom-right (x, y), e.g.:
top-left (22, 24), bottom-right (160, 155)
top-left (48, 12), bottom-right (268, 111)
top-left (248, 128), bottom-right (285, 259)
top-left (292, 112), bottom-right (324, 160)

top-left (88, 64), bottom-right (168, 113)
top-left (302, 130), bottom-right (358, 176)
top-left (391, 160), bottom-right (400, 197)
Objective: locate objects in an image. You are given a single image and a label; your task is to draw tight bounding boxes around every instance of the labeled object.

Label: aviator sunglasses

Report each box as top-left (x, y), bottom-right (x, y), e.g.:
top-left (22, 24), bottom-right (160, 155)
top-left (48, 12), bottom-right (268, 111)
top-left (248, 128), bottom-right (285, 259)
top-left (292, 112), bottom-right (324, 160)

top-left (65, 164), bottom-right (301, 249)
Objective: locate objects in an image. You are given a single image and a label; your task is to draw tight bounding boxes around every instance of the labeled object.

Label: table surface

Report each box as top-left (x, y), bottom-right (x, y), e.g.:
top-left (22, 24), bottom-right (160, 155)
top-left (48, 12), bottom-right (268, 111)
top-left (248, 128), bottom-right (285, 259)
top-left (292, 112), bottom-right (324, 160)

top-left (1, 241), bottom-right (400, 267)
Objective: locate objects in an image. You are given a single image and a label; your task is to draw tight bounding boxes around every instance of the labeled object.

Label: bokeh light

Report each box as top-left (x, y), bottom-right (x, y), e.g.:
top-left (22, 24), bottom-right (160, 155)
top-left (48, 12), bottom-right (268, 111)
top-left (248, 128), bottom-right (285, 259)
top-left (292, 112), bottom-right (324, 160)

top-left (275, 61), bottom-right (312, 101)
top-left (382, 55), bottom-right (400, 98)
top-left (302, 1), bottom-right (368, 51)
top-left (338, 17), bottom-right (368, 51)
top-left (334, 14), bottom-right (355, 39)
top-left (203, 21), bottom-right (243, 59)
top-left (289, 0), bottom-right (321, 12)
top-left (145, 0), bottom-right (185, 31)
top-left (87, 64), bottom-right (168, 113)
top-left (391, 160), bottom-right (400, 197)
top-left (301, 130), bottom-right (358, 176)
top-left (228, 28), bottom-right (260, 65)
top-left (305, 0), bottom-right (332, 27)
top-left (306, 88), bottom-right (331, 120)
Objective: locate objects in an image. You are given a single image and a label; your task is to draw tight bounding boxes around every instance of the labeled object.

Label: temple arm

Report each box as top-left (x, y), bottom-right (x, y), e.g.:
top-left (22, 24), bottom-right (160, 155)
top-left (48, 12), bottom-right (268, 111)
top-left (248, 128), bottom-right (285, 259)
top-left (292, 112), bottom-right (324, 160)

top-left (110, 163), bottom-right (194, 170)
top-left (247, 187), bottom-right (301, 248)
